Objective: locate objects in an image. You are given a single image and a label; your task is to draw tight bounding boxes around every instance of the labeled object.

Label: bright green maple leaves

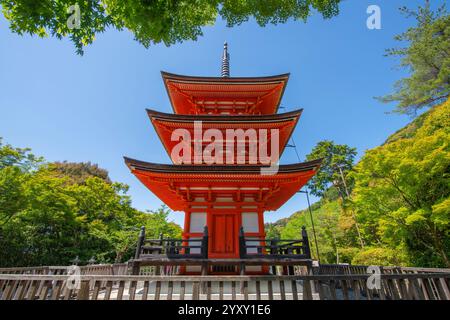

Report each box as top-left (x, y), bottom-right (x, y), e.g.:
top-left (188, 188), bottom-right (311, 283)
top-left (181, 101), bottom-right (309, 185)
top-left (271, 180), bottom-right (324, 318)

top-left (0, 139), bottom-right (181, 267)
top-left (1, 0), bottom-right (341, 54)
top-left (351, 99), bottom-right (450, 267)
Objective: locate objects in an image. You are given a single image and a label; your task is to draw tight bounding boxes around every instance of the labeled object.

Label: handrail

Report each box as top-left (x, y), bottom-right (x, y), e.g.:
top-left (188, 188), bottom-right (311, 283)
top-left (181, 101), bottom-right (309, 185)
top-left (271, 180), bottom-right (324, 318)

top-left (1, 273), bottom-right (449, 300)
top-left (1, 273), bottom-right (449, 281)
top-left (315, 263), bottom-right (450, 275)
top-left (134, 225), bottom-right (209, 260)
top-left (144, 238), bottom-right (203, 243)
top-left (239, 226), bottom-right (311, 259)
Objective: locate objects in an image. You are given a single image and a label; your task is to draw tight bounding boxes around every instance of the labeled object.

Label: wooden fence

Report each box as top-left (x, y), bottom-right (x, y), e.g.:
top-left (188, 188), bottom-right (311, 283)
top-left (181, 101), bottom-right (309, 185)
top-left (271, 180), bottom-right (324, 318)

top-left (0, 273), bottom-right (448, 300)
top-left (0, 264), bottom-right (129, 276)
top-left (2, 263), bottom-right (448, 277)
top-left (314, 264), bottom-right (450, 275)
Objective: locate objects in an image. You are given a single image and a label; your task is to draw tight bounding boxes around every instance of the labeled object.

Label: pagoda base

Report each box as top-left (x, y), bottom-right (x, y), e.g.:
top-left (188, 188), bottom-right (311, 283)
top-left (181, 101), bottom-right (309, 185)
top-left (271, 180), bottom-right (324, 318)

top-left (130, 257), bottom-right (312, 276)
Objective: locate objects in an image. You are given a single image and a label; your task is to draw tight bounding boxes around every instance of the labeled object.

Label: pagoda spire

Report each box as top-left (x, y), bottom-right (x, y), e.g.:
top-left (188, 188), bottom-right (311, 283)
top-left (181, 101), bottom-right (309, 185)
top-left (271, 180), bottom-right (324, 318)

top-left (221, 42), bottom-right (230, 77)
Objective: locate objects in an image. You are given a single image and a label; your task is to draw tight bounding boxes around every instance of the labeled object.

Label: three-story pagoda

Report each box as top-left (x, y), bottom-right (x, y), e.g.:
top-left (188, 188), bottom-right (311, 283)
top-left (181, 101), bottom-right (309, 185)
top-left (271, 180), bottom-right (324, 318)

top-left (125, 43), bottom-right (321, 274)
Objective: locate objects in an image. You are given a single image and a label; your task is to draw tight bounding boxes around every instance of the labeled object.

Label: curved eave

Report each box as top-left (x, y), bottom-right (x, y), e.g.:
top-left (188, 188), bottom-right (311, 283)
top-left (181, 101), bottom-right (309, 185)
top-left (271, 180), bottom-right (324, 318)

top-left (145, 108), bottom-right (302, 163)
top-left (146, 108), bottom-right (303, 123)
top-left (124, 157), bottom-right (322, 174)
top-left (161, 71), bottom-right (290, 84)
top-left (161, 71), bottom-right (289, 114)
top-left (124, 157), bottom-right (321, 211)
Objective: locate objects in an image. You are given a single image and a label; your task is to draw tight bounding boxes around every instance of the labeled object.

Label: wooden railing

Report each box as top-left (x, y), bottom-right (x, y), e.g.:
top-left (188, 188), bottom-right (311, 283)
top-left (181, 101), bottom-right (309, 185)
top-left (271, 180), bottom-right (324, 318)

top-left (0, 266), bottom-right (54, 275)
top-left (0, 273), bottom-right (448, 300)
top-left (239, 226), bottom-right (311, 260)
top-left (135, 226), bottom-right (208, 260)
top-left (315, 264), bottom-right (450, 275)
top-left (0, 264), bottom-right (129, 276)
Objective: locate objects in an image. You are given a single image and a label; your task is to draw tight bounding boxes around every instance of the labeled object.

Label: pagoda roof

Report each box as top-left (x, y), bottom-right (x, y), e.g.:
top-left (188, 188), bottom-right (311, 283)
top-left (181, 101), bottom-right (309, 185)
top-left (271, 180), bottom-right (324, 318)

top-left (146, 108), bottom-right (302, 164)
top-left (161, 71), bottom-right (289, 115)
top-left (124, 157), bottom-right (322, 173)
top-left (146, 108), bottom-right (302, 123)
top-left (124, 157), bottom-right (322, 211)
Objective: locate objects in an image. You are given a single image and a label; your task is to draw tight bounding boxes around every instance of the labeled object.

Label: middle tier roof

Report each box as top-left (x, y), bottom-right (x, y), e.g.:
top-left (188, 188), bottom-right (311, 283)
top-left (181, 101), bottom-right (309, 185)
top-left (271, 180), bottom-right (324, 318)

top-left (146, 108), bottom-right (302, 165)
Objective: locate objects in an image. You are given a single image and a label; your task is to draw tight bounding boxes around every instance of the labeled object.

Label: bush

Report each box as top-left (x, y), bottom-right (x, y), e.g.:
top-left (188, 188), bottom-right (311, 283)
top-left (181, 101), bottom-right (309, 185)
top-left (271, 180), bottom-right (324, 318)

top-left (351, 247), bottom-right (408, 266)
top-left (338, 247), bottom-right (360, 264)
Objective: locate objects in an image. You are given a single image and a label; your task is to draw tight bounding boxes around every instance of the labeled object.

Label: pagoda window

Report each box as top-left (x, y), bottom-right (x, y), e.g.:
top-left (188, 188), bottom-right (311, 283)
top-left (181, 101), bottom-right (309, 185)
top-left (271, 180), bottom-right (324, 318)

top-left (242, 212), bottom-right (259, 233)
top-left (189, 212), bottom-right (206, 233)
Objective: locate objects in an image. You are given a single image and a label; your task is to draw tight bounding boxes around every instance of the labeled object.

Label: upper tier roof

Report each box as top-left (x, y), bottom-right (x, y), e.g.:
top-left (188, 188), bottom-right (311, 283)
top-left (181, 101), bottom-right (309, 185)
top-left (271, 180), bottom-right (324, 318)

top-left (162, 71), bottom-right (289, 115)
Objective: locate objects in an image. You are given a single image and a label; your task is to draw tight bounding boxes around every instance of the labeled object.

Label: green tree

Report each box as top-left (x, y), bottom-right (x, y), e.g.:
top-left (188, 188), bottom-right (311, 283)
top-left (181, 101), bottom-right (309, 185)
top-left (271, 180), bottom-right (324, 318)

top-left (0, 137), bottom-right (43, 171)
top-left (281, 199), bottom-right (352, 263)
top-left (265, 221), bottom-right (283, 239)
top-left (143, 205), bottom-right (182, 239)
top-left (351, 99), bottom-right (450, 267)
top-left (0, 139), bottom-right (182, 267)
top-left (378, 1), bottom-right (450, 115)
top-left (0, 138), bottom-right (43, 227)
top-left (49, 161), bottom-right (111, 184)
top-left (305, 140), bottom-right (357, 199)
top-left (1, 0), bottom-right (341, 55)
top-left (351, 247), bottom-right (407, 266)
top-left (305, 140), bottom-right (365, 247)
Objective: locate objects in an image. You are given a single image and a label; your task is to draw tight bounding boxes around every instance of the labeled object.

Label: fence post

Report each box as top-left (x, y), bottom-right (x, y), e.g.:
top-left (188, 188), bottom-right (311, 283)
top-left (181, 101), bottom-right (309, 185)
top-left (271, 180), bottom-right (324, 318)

top-left (158, 232), bottom-right (164, 254)
top-left (270, 238), bottom-right (278, 275)
top-left (302, 226), bottom-right (311, 259)
top-left (167, 240), bottom-right (175, 258)
top-left (77, 280), bottom-right (90, 300)
top-left (135, 226), bottom-right (145, 260)
top-left (201, 226), bottom-right (209, 259)
top-left (132, 226), bottom-right (145, 275)
top-left (239, 227), bottom-right (246, 259)
top-left (184, 239), bottom-right (190, 255)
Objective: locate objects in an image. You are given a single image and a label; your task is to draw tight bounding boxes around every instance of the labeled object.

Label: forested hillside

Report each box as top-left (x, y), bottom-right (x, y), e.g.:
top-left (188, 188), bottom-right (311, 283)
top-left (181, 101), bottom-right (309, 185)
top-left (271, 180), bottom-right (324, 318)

top-left (0, 144), bottom-right (181, 267)
top-left (266, 99), bottom-right (449, 267)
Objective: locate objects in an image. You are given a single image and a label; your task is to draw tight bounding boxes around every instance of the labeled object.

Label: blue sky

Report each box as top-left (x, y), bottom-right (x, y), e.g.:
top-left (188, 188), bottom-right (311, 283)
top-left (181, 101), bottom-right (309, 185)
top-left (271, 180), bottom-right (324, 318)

top-left (0, 1), bottom-right (435, 226)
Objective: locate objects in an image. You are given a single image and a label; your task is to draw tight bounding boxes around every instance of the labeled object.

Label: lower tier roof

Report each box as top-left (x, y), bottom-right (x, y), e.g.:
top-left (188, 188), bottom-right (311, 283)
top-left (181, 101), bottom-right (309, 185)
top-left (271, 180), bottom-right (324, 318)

top-left (124, 157), bottom-right (321, 211)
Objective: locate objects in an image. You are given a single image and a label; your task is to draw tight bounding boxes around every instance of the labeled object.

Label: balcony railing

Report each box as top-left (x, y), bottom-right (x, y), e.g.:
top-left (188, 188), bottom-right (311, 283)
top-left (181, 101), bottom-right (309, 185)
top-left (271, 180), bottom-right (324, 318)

top-left (238, 226), bottom-right (311, 260)
top-left (135, 225), bottom-right (312, 261)
top-left (134, 226), bottom-right (208, 260)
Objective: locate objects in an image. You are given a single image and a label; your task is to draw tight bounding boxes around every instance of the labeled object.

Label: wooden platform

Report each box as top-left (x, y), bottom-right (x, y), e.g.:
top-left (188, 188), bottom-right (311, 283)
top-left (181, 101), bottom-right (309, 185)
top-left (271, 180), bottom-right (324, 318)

top-left (129, 256), bottom-right (313, 276)
top-left (132, 257), bottom-right (313, 266)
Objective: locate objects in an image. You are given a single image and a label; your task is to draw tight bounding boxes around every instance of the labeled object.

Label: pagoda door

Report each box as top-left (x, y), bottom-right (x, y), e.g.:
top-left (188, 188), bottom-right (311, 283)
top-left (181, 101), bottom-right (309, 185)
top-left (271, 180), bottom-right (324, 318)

top-left (209, 212), bottom-right (238, 258)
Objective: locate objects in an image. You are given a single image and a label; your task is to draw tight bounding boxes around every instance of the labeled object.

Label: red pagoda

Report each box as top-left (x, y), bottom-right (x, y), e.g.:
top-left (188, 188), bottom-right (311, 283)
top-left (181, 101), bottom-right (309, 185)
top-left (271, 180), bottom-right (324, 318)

top-left (125, 43), bottom-right (321, 274)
